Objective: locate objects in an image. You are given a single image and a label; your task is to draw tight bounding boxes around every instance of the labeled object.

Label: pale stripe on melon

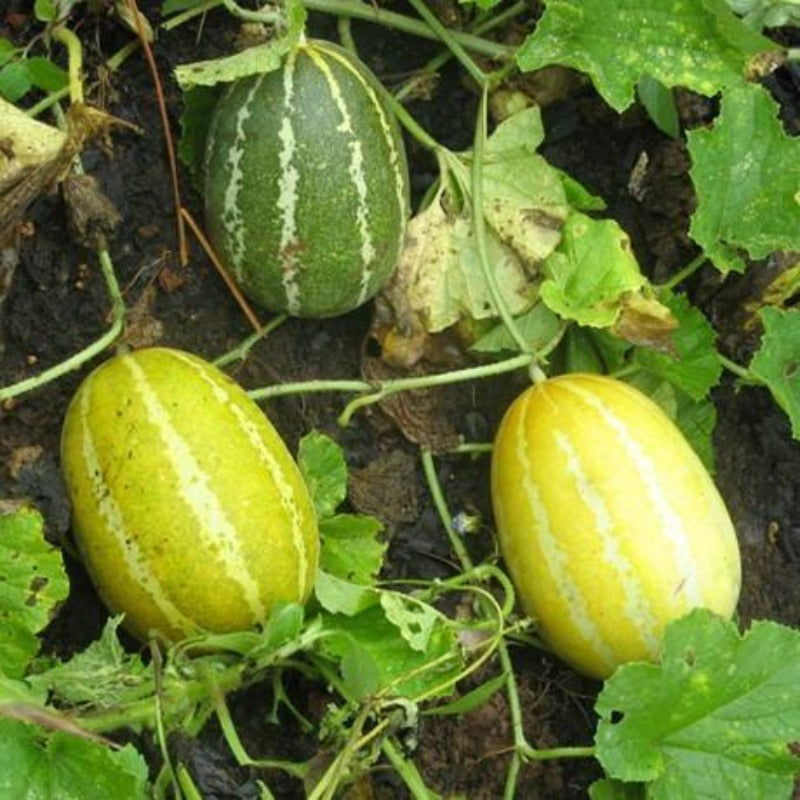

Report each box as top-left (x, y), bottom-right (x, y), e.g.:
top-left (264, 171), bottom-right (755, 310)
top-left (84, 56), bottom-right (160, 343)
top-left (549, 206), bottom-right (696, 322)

top-left (77, 387), bottom-right (199, 637)
top-left (168, 350), bottom-right (310, 597)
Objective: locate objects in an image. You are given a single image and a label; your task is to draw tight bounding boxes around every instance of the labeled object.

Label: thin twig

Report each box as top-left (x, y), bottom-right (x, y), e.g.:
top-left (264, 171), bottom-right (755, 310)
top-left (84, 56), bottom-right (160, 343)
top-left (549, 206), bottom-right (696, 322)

top-left (125, 0), bottom-right (188, 266)
top-left (180, 207), bottom-right (264, 333)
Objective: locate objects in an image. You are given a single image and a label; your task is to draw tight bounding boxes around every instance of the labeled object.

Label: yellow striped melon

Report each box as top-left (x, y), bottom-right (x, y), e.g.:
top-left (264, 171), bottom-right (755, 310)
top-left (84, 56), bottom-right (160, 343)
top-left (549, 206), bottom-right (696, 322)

top-left (60, 347), bottom-right (319, 641)
top-left (491, 373), bottom-right (741, 679)
top-left (204, 39), bottom-right (409, 318)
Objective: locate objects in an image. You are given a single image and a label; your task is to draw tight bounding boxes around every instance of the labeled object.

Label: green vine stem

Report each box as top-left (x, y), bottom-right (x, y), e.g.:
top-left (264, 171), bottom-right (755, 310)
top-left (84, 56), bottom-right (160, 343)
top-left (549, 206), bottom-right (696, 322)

top-left (405, 0), bottom-right (488, 86)
top-left (51, 25), bottom-right (84, 105)
top-left (336, 353), bottom-right (532, 425)
top-left (213, 315), bottom-right (287, 368)
top-left (659, 252), bottom-right (708, 291)
top-left (161, 0), bottom-right (514, 62)
top-left (0, 247), bottom-right (125, 402)
top-left (420, 449), bottom-right (474, 571)
top-left (382, 738), bottom-right (440, 799)
top-left (221, 0), bottom-right (283, 24)
top-left (246, 353), bottom-right (532, 423)
top-left (394, 0), bottom-right (527, 103)
top-left (421, 449), bottom-right (596, 799)
top-left (719, 354), bottom-right (763, 384)
top-left (470, 86), bottom-right (537, 368)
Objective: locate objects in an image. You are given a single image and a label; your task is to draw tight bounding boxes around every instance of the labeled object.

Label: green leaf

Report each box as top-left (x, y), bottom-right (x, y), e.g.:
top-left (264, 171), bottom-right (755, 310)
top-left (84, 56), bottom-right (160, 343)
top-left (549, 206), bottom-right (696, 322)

top-left (516, 0), bottom-right (776, 112)
top-left (636, 75), bottom-right (679, 138)
top-left (298, 432), bottom-right (348, 520)
top-left (540, 212), bottom-right (645, 327)
top-left (0, 40), bottom-right (18, 69)
top-left (557, 170), bottom-right (606, 211)
top-left (589, 778), bottom-right (645, 800)
top-left (33, 0), bottom-right (58, 22)
top-left (596, 609), bottom-right (800, 798)
top-left (0, 506), bottom-right (69, 679)
top-left (749, 307), bottom-right (800, 438)
top-left (0, 719), bottom-right (149, 799)
top-left (471, 302), bottom-right (561, 355)
top-left (25, 56), bottom-right (68, 92)
top-left (26, 617), bottom-right (151, 709)
top-left (319, 514), bottom-right (385, 586)
top-left (260, 601), bottom-right (305, 650)
top-left (674, 391), bottom-right (717, 472)
top-left (174, 0), bottom-right (306, 89)
top-left (314, 570), bottom-right (377, 616)
top-left (339, 641), bottom-right (380, 699)
top-left (633, 291), bottom-right (722, 401)
top-left (688, 83), bottom-right (800, 274)
top-left (0, 61), bottom-right (32, 102)
top-left (318, 602), bottom-right (463, 700)
top-left (177, 85), bottom-right (221, 190)
top-left (424, 671), bottom-right (507, 716)
top-left (380, 592), bottom-right (439, 653)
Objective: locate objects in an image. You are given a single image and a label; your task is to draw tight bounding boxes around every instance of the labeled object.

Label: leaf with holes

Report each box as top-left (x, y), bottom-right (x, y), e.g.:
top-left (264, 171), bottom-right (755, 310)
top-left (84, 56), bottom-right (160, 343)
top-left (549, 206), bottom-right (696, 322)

top-left (596, 609), bottom-right (800, 798)
top-left (749, 307), bottom-right (800, 439)
top-left (0, 506), bottom-right (69, 679)
top-left (516, 0), bottom-right (776, 111)
top-left (688, 83), bottom-right (800, 273)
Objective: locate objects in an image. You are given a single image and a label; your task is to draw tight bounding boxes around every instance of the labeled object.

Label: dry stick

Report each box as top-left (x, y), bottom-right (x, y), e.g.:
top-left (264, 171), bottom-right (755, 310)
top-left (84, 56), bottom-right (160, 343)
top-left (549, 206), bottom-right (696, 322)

top-left (181, 208), bottom-right (264, 333)
top-left (124, 0), bottom-right (188, 267)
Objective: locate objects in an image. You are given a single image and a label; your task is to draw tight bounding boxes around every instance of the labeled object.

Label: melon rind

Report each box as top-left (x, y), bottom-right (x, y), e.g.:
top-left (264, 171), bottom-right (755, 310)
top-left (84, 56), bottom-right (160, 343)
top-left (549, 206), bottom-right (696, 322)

top-left (204, 39), bottom-right (409, 318)
top-left (491, 373), bottom-right (741, 679)
top-left (60, 347), bottom-right (319, 641)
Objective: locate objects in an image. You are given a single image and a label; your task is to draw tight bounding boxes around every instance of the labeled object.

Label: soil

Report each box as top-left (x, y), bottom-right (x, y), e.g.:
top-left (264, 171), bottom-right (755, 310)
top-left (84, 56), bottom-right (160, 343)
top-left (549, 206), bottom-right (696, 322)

top-left (2, 3), bottom-right (800, 799)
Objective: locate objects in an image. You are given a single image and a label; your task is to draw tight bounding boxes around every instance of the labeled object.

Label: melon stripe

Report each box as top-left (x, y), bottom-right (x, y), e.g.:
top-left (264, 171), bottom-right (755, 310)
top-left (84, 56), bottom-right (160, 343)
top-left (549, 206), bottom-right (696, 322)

top-left (316, 42), bottom-right (408, 272)
top-left (78, 387), bottom-right (197, 637)
top-left (169, 351), bottom-right (310, 597)
top-left (276, 50), bottom-right (302, 314)
top-left (554, 380), bottom-right (702, 606)
top-left (515, 392), bottom-right (617, 673)
top-left (121, 356), bottom-right (267, 621)
top-left (553, 430), bottom-right (661, 658)
top-left (222, 74), bottom-right (266, 282)
top-left (305, 47), bottom-right (376, 305)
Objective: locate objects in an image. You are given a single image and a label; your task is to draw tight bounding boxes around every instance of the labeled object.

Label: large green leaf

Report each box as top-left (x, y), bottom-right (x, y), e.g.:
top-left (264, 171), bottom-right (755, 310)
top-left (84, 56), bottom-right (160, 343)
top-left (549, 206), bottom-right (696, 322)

top-left (633, 291), bottom-right (722, 401)
top-left (27, 618), bottom-right (151, 710)
top-left (749, 307), bottom-right (800, 438)
top-left (688, 83), bottom-right (800, 274)
top-left (0, 507), bottom-right (69, 679)
top-left (540, 213), bottom-right (644, 327)
top-left (0, 719), bottom-right (148, 800)
top-left (596, 609), bottom-right (800, 799)
top-left (516, 0), bottom-right (775, 111)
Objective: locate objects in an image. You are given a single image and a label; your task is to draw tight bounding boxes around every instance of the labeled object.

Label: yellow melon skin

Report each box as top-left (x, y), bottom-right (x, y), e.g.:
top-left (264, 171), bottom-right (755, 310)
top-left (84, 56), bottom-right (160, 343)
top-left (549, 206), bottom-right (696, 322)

top-left (491, 373), bottom-right (741, 679)
top-left (60, 347), bottom-right (319, 642)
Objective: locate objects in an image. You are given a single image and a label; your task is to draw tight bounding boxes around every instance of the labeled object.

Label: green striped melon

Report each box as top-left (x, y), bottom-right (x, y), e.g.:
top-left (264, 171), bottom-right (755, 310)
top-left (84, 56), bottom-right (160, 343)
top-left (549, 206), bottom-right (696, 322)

top-left (60, 347), bottom-right (319, 641)
top-left (204, 39), bottom-right (409, 318)
top-left (491, 374), bottom-right (741, 679)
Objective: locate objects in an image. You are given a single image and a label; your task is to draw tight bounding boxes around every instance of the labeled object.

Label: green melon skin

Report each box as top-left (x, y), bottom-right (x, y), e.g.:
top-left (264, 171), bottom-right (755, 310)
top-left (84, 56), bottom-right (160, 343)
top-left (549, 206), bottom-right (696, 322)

top-left (60, 347), bottom-right (319, 642)
top-left (204, 39), bottom-right (410, 319)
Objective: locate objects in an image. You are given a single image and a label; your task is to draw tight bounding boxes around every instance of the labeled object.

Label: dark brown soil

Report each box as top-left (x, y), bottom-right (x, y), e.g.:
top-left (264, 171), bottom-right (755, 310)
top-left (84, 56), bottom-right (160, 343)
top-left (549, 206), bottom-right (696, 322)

top-left (2, 3), bottom-right (800, 798)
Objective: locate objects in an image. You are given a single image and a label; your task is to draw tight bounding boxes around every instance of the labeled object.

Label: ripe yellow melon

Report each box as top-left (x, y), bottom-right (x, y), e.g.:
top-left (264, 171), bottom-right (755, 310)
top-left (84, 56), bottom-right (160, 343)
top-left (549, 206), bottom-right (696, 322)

top-left (60, 347), bottom-right (319, 641)
top-left (491, 373), bottom-right (741, 679)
